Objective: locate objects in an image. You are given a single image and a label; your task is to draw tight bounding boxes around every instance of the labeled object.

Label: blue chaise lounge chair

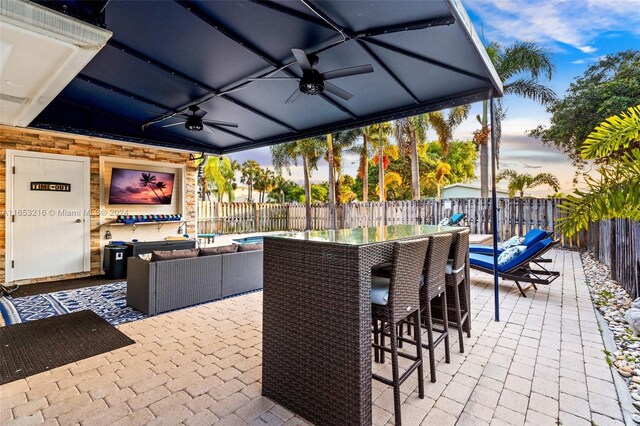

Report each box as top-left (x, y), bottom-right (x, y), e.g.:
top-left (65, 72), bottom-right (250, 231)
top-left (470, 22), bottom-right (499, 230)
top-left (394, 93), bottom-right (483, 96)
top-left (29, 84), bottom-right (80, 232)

top-left (469, 238), bottom-right (560, 297)
top-left (469, 228), bottom-right (552, 255)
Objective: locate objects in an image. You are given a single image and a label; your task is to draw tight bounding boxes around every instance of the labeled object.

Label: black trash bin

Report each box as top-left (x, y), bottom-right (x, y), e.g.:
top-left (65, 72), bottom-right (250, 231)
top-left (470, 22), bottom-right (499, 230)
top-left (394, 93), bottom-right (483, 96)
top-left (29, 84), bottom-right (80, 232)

top-left (103, 244), bottom-right (127, 279)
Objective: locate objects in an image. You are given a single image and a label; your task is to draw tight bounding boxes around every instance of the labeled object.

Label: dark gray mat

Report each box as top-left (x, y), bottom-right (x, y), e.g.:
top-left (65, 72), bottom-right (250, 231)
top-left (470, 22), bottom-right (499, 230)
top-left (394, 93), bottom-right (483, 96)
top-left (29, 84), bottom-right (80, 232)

top-left (0, 310), bottom-right (134, 384)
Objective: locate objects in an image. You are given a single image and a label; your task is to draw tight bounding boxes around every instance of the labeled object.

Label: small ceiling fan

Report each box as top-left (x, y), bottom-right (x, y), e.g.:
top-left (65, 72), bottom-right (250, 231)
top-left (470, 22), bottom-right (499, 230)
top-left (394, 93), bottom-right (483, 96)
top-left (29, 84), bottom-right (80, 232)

top-left (250, 49), bottom-right (374, 104)
top-left (161, 105), bottom-right (238, 132)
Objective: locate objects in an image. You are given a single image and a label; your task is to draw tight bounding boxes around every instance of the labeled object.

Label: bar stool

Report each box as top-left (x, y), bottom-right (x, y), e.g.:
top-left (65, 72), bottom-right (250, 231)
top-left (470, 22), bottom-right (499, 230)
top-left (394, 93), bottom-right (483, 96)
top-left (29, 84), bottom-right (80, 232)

top-left (420, 233), bottom-right (453, 382)
top-left (445, 229), bottom-right (471, 353)
top-left (371, 238), bottom-right (430, 426)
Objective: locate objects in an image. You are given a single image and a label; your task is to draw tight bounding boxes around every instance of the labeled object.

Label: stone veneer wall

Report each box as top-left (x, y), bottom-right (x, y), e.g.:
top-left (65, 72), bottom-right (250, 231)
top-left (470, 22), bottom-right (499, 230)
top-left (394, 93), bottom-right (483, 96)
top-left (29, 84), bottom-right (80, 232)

top-left (0, 125), bottom-right (198, 284)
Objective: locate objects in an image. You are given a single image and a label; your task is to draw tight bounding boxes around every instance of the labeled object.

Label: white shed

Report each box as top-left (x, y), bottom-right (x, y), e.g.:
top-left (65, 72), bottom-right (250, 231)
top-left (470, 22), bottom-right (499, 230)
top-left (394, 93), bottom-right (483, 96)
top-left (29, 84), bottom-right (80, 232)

top-left (442, 183), bottom-right (510, 199)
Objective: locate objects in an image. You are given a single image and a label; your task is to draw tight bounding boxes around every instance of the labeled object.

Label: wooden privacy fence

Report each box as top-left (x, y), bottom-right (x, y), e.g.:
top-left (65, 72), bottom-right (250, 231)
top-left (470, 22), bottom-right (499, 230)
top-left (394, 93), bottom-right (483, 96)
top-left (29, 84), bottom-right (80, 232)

top-left (197, 198), bottom-right (586, 247)
top-left (197, 199), bottom-right (639, 295)
top-left (586, 219), bottom-right (640, 299)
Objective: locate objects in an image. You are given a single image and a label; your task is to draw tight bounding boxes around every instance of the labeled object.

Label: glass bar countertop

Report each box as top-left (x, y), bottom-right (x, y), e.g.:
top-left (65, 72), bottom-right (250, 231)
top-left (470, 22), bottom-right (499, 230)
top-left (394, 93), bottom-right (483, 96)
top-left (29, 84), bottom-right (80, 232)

top-left (266, 224), bottom-right (465, 246)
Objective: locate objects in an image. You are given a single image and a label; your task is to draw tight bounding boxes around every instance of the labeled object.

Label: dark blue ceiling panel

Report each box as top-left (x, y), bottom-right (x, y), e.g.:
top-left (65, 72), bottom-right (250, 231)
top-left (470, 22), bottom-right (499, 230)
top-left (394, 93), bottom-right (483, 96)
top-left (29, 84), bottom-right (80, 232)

top-left (31, 0), bottom-right (503, 154)
top-left (81, 45), bottom-right (210, 109)
top-left (104, 0), bottom-right (271, 90)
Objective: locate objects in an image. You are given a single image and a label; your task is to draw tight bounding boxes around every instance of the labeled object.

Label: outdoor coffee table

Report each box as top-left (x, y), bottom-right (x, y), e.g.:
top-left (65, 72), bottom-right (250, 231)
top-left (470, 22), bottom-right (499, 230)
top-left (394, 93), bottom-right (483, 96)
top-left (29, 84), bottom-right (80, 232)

top-left (262, 224), bottom-right (468, 426)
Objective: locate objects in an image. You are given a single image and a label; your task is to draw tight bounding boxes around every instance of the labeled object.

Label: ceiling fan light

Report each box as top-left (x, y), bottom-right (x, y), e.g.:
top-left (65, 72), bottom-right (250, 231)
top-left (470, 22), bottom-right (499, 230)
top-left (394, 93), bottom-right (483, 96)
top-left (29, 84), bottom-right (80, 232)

top-left (300, 82), bottom-right (324, 95)
top-left (185, 116), bottom-right (203, 131)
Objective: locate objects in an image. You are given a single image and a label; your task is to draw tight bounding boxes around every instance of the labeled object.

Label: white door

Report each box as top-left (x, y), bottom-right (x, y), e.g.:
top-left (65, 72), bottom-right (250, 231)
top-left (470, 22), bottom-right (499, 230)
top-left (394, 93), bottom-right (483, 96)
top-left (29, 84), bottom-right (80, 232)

top-left (9, 152), bottom-right (90, 281)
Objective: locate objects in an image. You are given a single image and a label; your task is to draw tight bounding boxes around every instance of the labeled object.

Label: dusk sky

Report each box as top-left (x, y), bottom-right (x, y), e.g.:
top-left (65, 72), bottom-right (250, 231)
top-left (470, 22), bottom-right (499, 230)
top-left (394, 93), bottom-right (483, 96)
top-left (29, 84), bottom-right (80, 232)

top-left (230, 0), bottom-right (640, 197)
top-left (109, 169), bottom-right (175, 204)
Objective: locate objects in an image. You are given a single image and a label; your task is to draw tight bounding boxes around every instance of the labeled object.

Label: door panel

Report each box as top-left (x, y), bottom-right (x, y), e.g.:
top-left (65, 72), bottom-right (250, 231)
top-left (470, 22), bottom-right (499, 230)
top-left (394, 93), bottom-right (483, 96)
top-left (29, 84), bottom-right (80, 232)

top-left (12, 155), bottom-right (87, 280)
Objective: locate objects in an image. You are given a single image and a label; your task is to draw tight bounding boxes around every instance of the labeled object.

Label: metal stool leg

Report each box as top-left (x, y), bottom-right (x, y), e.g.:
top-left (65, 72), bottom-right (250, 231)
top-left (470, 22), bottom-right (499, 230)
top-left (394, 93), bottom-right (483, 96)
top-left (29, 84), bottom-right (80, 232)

top-left (390, 323), bottom-right (402, 426)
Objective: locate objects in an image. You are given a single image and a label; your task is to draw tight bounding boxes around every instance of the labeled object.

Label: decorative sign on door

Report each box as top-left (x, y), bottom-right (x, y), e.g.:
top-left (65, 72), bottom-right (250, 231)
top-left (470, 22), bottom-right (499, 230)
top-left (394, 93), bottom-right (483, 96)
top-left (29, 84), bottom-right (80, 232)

top-left (30, 182), bottom-right (71, 192)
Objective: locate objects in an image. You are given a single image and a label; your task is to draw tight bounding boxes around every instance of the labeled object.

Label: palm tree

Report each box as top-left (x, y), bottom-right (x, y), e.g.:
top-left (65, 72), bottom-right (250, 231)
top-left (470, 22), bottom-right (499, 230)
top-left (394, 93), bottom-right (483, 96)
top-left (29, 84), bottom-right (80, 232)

top-left (349, 132), bottom-right (372, 202)
top-left (240, 160), bottom-right (261, 202)
top-left (139, 173), bottom-right (164, 203)
top-left (155, 181), bottom-right (171, 204)
top-left (476, 41), bottom-right (557, 198)
top-left (427, 106), bottom-right (471, 156)
top-left (426, 162), bottom-right (451, 198)
top-left (559, 105), bottom-right (640, 236)
top-left (375, 171), bottom-right (403, 200)
top-left (204, 156), bottom-right (236, 202)
top-left (254, 168), bottom-right (276, 203)
top-left (363, 122), bottom-right (393, 201)
top-left (496, 169), bottom-right (560, 198)
top-left (394, 115), bottom-right (428, 200)
top-left (324, 129), bottom-right (361, 228)
top-left (271, 138), bottom-right (324, 230)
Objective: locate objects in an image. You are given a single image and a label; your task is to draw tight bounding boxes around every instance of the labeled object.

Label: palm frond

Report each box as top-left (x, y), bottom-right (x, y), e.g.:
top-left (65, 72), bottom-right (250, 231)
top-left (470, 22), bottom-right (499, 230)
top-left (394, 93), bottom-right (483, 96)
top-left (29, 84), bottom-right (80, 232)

top-left (504, 78), bottom-right (557, 106)
top-left (498, 41), bottom-right (555, 81)
top-left (581, 104), bottom-right (640, 160)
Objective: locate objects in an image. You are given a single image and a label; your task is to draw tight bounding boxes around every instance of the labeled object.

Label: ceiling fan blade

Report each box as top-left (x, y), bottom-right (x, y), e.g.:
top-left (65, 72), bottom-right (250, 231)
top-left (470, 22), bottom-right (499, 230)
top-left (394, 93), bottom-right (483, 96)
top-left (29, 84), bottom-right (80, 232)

top-left (204, 119), bottom-right (238, 128)
top-left (247, 77), bottom-right (298, 81)
top-left (292, 48), bottom-right (313, 72)
top-left (162, 122), bottom-right (185, 128)
top-left (203, 123), bottom-right (217, 133)
top-left (321, 64), bottom-right (374, 80)
top-left (285, 88), bottom-right (303, 104)
top-left (323, 82), bottom-right (353, 101)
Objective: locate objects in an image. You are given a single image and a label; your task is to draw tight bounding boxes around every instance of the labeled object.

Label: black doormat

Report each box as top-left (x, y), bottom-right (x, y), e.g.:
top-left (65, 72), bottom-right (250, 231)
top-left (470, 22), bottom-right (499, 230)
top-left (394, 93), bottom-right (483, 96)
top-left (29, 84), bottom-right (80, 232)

top-left (0, 310), bottom-right (134, 384)
top-left (8, 276), bottom-right (122, 298)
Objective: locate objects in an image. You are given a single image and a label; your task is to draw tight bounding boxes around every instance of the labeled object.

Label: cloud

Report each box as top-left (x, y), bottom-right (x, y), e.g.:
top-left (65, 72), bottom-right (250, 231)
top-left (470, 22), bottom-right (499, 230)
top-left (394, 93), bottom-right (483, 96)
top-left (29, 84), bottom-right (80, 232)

top-left (571, 59), bottom-right (585, 64)
top-left (465, 0), bottom-right (640, 53)
top-left (523, 164), bottom-right (542, 169)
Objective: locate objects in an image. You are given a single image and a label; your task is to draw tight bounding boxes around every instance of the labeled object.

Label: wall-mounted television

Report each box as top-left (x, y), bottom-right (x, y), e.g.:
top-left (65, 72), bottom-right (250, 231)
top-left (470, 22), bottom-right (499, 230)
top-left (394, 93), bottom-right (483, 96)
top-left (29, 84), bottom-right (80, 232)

top-left (108, 168), bottom-right (175, 205)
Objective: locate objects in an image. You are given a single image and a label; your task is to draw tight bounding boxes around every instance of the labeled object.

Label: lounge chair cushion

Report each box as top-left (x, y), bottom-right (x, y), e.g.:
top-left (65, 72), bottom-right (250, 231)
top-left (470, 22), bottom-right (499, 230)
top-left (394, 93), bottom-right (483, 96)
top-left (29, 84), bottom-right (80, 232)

top-left (500, 238), bottom-right (553, 272)
top-left (522, 229), bottom-right (550, 247)
top-left (469, 253), bottom-right (494, 270)
top-left (371, 275), bottom-right (390, 306)
top-left (450, 213), bottom-right (465, 224)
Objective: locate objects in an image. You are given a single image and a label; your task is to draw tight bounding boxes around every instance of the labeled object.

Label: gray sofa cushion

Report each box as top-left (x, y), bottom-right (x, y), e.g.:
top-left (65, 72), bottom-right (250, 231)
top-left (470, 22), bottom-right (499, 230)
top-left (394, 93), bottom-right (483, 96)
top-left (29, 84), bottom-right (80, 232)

top-left (151, 248), bottom-right (199, 261)
top-left (237, 243), bottom-right (263, 252)
top-left (199, 244), bottom-right (238, 256)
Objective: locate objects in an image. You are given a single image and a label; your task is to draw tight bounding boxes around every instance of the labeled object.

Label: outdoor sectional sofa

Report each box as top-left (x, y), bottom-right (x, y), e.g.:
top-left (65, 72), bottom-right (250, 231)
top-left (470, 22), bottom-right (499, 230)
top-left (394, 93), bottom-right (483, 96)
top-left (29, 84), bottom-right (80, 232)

top-left (126, 248), bottom-right (263, 315)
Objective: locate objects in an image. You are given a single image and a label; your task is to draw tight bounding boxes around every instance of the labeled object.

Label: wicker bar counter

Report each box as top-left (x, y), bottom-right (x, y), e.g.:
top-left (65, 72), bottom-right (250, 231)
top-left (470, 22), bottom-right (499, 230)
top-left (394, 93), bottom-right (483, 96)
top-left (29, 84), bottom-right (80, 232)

top-left (262, 225), bottom-right (467, 426)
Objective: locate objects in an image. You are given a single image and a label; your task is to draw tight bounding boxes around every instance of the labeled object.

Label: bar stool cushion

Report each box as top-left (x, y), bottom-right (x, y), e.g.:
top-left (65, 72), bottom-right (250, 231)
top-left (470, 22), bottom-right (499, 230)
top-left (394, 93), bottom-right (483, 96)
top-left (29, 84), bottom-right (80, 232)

top-left (371, 275), bottom-right (390, 306)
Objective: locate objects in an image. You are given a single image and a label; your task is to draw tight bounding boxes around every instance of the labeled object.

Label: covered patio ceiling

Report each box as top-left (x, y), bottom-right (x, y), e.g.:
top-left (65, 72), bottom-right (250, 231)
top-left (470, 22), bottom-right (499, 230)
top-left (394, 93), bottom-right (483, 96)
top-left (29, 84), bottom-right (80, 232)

top-left (31, 0), bottom-right (503, 154)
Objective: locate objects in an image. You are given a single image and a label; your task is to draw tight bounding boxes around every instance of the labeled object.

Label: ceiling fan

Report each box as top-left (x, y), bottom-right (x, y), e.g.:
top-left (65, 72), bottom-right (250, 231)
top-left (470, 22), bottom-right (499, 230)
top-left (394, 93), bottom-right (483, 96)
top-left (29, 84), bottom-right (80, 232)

top-left (161, 105), bottom-right (238, 132)
top-left (250, 49), bottom-right (374, 104)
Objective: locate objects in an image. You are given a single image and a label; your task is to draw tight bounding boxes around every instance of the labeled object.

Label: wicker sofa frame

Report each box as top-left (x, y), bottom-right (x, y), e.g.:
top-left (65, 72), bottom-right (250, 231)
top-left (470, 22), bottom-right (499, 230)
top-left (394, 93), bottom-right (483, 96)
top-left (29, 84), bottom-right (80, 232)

top-left (127, 249), bottom-right (263, 315)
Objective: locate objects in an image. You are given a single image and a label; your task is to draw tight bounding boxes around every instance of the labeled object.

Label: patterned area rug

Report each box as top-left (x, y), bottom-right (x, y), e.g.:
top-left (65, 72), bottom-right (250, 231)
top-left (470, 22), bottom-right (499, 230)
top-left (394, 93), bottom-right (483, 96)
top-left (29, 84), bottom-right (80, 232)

top-left (0, 282), bottom-right (146, 326)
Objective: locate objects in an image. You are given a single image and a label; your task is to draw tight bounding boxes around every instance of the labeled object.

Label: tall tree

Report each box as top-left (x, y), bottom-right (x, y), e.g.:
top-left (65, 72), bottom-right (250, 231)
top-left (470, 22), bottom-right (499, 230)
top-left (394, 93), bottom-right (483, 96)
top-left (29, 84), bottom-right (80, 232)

top-left (203, 156), bottom-right (236, 202)
top-left (476, 41), bottom-right (557, 197)
top-left (271, 138), bottom-right (324, 230)
top-left (364, 122), bottom-right (393, 201)
top-left (496, 169), bottom-right (560, 198)
top-left (559, 105), bottom-right (640, 236)
top-left (240, 160), bottom-right (261, 202)
top-left (326, 134), bottom-right (336, 229)
top-left (394, 115), bottom-right (428, 200)
top-left (529, 50), bottom-right (640, 170)
top-left (254, 168), bottom-right (276, 203)
top-left (349, 131), bottom-right (372, 201)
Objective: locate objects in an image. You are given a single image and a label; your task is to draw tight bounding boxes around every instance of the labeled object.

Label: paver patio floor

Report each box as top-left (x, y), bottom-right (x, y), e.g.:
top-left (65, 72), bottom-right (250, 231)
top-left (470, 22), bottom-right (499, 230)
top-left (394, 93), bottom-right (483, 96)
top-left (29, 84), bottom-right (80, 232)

top-left (0, 249), bottom-right (625, 425)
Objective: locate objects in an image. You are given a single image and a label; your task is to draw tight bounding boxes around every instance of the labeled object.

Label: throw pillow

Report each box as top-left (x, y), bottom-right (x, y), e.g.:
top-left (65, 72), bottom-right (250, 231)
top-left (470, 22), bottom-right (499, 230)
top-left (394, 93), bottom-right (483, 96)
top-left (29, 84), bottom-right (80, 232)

top-left (151, 248), bottom-right (200, 261)
top-left (199, 244), bottom-right (239, 256)
top-left (439, 217), bottom-right (452, 226)
top-left (237, 243), bottom-right (263, 252)
top-left (501, 235), bottom-right (524, 249)
top-left (497, 245), bottom-right (525, 266)
top-left (138, 253), bottom-right (152, 261)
